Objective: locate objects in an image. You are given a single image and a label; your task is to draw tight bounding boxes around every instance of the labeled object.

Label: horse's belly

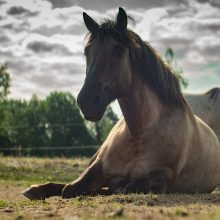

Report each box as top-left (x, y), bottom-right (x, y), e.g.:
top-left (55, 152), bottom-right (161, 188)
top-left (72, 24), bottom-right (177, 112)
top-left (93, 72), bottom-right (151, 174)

top-left (170, 157), bottom-right (220, 193)
top-left (170, 173), bottom-right (217, 193)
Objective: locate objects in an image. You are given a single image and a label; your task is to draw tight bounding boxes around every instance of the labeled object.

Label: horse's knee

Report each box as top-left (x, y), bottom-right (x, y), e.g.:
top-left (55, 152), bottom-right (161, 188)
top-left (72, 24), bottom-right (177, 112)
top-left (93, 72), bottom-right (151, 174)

top-left (62, 161), bottom-right (107, 198)
top-left (62, 183), bottom-right (79, 198)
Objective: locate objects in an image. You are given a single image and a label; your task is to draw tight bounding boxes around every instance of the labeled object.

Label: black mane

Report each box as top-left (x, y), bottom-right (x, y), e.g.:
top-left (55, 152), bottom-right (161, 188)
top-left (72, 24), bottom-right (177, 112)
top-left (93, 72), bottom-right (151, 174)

top-left (86, 20), bottom-right (186, 109)
top-left (205, 87), bottom-right (220, 102)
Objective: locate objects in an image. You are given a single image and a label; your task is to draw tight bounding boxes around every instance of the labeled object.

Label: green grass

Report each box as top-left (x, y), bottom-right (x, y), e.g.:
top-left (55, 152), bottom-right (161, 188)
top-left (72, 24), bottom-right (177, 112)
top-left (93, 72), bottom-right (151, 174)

top-left (0, 156), bottom-right (89, 186)
top-left (0, 156), bottom-right (220, 220)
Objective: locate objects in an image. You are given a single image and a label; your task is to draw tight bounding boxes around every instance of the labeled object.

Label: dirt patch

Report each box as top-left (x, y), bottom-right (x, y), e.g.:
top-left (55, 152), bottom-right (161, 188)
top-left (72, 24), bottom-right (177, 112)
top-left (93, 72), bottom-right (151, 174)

top-left (0, 183), bottom-right (220, 220)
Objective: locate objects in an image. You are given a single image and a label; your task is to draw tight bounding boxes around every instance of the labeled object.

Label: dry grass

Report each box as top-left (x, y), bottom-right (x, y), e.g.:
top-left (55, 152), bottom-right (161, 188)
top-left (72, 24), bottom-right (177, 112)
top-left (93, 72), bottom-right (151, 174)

top-left (0, 156), bottom-right (220, 220)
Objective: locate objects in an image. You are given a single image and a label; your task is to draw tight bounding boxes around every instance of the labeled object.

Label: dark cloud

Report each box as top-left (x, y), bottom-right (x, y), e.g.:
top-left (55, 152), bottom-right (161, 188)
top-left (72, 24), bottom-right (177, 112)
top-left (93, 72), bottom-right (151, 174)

top-left (0, 35), bottom-right (11, 45)
top-left (196, 0), bottom-right (220, 7)
top-left (0, 1), bottom-right (6, 6)
top-left (33, 23), bottom-right (85, 37)
top-left (198, 44), bottom-right (220, 59)
top-left (167, 2), bottom-right (194, 18)
top-left (154, 36), bottom-right (193, 51)
top-left (187, 20), bottom-right (220, 35)
top-left (32, 25), bottom-right (65, 37)
top-left (7, 59), bottom-right (36, 79)
top-left (46, 62), bottom-right (84, 75)
top-left (66, 24), bottom-right (85, 35)
top-left (45, 0), bottom-right (76, 9)
top-left (26, 41), bottom-right (73, 56)
top-left (7, 6), bottom-right (39, 17)
top-left (46, 0), bottom-right (187, 11)
top-left (1, 22), bottom-right (30, 33)
top-left (29, 61), bottom-right (84, 90)
top-left (31, 74), bottom-right (81, 89)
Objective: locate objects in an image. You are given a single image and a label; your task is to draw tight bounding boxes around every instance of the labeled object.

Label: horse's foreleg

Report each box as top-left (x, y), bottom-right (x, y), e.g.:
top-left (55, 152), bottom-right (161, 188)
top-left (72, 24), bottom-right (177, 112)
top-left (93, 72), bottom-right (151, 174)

top-left (62, 160), bottom-right (107, 198)
top-left (88, 148), bottom-right (101, 166)
top-left (22, 183), bottom-right (65, 200)
top-left (123, 167), bottom-right (173, 194)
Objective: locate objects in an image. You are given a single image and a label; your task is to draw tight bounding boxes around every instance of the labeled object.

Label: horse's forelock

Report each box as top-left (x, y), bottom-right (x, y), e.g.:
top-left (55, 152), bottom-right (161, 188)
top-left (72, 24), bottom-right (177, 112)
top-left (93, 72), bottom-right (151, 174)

top-left (85, 20), bottom-right (137, 48)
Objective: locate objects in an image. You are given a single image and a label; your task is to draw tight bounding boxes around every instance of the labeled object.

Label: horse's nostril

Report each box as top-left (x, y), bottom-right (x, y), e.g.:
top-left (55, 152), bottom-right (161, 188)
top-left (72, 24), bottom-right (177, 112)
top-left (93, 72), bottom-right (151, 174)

top-left (93, 95), bottom-right (101, 105)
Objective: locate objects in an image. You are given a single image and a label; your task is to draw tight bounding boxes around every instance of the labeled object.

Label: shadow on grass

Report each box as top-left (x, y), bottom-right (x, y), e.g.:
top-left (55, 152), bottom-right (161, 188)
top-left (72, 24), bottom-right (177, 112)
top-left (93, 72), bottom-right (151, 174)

top-left (104, 190), bottom-right (220, 207)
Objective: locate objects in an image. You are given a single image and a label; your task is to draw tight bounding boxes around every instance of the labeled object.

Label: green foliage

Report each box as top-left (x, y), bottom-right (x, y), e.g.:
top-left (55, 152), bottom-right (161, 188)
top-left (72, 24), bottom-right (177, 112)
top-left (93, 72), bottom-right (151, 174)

top-left (45, 92), bottom-right (95, 147)
top-left (87, 106), bottom-right (118, 144)
top-left (0, 92), bottom-right (97, 154)
top-left (3, 99), bottom-right (29, 146)
top-left (0, 64), bottom-right (11, 147)
top-left (165, 48), bottom-right (188, 89)
top-left (0, 63), bottom-right (11, 100)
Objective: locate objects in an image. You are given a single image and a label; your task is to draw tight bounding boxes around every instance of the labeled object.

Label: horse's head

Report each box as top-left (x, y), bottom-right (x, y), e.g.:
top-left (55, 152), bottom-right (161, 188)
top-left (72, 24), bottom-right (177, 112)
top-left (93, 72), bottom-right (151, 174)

top-left (77, 8), bottom-right (135, 121)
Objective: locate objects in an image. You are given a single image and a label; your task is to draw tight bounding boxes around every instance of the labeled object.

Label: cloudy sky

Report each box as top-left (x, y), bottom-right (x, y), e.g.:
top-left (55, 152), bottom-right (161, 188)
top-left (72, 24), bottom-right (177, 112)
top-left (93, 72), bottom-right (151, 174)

top-left (0, 0), bottom-right (220, 113)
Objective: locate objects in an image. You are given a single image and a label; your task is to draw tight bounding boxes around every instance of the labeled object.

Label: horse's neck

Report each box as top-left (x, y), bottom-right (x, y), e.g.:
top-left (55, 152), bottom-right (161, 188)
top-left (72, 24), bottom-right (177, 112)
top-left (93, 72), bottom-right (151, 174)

top-left (118, 75), bottom-right (165, 137)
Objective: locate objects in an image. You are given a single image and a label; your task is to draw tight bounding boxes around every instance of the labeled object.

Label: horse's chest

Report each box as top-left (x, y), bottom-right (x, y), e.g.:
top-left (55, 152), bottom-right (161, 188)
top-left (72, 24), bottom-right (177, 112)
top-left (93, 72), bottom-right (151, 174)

top-left (102, 143), bottom-right (154, 180)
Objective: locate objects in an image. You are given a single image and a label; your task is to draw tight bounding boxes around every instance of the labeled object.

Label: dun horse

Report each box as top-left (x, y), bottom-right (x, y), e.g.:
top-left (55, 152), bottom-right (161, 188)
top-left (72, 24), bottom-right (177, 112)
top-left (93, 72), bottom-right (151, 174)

top-left (185, 88), bottom-right (220, 141)
top-left (23, 8), bottom-right (220, 200)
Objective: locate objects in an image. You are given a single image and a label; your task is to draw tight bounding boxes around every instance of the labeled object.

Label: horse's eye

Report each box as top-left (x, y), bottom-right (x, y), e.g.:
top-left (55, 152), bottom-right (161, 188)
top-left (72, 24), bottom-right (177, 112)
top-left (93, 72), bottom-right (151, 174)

top-left (114, 45), bottom-right (125, 56)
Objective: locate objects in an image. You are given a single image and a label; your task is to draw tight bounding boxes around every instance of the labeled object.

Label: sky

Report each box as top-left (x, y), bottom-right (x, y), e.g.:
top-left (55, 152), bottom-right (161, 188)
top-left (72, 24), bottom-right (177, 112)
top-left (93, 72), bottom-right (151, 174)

top-left (0, 0), bottom-right (220, 115)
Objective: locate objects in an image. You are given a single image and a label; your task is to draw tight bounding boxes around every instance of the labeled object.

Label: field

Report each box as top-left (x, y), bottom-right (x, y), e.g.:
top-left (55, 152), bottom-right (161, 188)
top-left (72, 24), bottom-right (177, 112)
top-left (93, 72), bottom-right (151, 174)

top-left (0, 156), bottom-right (220, 220)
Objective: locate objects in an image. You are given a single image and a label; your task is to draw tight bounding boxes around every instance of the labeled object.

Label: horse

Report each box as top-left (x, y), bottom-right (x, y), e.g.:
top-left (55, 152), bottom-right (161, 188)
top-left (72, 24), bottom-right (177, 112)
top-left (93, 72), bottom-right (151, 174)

top-left (184, 88), bottom-right (220, 141)
top-left (22, 7), bottom-right (220, 200)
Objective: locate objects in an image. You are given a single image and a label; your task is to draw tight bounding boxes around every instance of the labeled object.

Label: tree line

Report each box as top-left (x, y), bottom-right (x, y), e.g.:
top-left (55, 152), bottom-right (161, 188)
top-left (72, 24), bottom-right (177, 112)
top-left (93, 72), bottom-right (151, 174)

top-left (0, 92), bottom-right (118, 155)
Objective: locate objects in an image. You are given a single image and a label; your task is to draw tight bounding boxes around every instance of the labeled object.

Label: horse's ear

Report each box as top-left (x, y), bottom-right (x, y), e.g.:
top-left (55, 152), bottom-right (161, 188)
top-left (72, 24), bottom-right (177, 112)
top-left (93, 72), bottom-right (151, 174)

top-left (83, 12), bottom-right (99, 35)
top-left (117, 7), bottom-right (127, 32)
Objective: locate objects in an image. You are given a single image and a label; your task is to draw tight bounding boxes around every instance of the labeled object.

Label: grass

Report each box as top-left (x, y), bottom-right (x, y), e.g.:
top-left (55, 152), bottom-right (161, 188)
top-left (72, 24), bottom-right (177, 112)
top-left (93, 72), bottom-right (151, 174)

top-left (0, 156), bottom-right (89, 186)
top-left (0, 156), bottom-right (220, 220)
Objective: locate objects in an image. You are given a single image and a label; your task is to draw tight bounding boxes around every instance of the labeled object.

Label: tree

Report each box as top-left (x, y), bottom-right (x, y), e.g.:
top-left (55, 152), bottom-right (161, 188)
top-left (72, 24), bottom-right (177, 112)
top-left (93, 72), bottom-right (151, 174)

top-left (0, 64), bottom-right (10, 100)
top-left (0, 100), bottom-right (12, 148)
top-left (165, 48), bottom-right (188, 89)
top-left (0, 64), bottom-right (11, 148)
top-left (45, 92), bottom-right (95, 147)
top-left (4, 99), bottom-right (29, 147)
top-left (0, 91), bottom-right (96, 150)
top-left (24, 94), bottom-right (49, 147)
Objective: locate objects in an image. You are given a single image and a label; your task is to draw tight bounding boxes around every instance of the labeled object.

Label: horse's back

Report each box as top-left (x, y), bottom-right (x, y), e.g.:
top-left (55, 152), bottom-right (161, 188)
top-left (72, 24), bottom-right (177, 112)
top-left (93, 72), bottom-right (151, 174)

top-left (185, 90), bottom-right (220, 141)
top-left (185, 94), bottom-right (211, 126)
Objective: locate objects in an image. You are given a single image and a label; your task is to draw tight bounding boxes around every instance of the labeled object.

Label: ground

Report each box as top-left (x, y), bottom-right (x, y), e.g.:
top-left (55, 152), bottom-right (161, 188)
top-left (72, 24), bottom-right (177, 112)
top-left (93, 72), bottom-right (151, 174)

top-left (0, 156), bottom-right (220, 220)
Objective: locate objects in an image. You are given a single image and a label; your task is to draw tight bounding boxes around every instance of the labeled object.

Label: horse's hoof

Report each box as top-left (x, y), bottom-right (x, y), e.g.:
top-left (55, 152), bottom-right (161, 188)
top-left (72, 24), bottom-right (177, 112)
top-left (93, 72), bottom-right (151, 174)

top-left (62, 184), bottom-right (78, 199)
top-left (22, 186), bottom-right (45, 200)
